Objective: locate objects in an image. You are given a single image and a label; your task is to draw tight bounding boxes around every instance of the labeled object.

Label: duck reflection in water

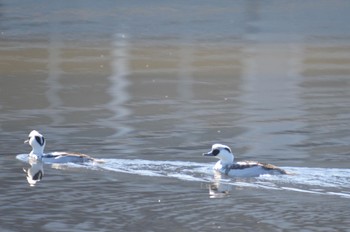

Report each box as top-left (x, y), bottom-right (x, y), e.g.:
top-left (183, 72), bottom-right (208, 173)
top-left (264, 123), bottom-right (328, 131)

top-left (207, 171), bottom-right (234, 198)
top-left (23, 158), bottom-right (44, 187)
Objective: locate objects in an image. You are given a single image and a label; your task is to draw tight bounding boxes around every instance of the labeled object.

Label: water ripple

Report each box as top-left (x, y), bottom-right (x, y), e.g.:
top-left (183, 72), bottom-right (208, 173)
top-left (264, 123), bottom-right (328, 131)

top-left (16, 154), bottom-right (350, 199)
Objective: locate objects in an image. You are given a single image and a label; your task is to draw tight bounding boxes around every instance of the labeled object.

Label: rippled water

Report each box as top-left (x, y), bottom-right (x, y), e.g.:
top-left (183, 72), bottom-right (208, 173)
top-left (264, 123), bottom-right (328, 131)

top-left (1, 0), bottom-right (350, 231)
top-left (16, 154), bottom-right (350, 198)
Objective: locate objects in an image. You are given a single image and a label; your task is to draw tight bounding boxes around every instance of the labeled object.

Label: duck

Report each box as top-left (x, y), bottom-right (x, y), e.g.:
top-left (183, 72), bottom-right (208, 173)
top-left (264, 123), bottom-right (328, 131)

top-left (203, 143), bottom-right (288, 177)
top-left (24, 130), bottom-right (99, 164)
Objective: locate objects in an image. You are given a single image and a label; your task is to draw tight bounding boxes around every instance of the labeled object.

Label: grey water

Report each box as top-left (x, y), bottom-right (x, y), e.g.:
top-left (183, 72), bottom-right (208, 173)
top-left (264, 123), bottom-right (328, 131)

top-left (1, 0), bottom-right (350, 231)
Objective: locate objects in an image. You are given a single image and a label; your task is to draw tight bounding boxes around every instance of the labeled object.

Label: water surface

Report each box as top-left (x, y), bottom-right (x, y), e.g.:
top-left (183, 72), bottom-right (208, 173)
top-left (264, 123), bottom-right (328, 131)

top-left (1, 1), bottom-right (350, 231)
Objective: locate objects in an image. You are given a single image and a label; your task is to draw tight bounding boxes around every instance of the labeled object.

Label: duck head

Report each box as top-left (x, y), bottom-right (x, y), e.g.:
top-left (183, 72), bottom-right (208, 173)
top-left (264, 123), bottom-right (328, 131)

top-left (203, 143), bottom-right (234, 165)
top-left (24, 130), bottom-right (46, 158)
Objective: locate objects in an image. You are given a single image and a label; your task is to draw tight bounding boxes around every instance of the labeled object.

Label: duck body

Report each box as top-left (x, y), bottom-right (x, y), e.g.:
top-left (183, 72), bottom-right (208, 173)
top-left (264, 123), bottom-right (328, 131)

top-left (214, 159), bottom-right (287, 177)
top-left (25, 130), bottom-right (98, 164)
top-left (204, 144), bottom-right (287, 177)
top-left (39, 152), bottom-right (95, 164)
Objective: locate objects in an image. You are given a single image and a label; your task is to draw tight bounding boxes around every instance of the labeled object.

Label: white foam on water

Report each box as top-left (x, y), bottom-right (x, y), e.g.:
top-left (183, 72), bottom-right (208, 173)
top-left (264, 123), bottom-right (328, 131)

top-left (16, 154), bottom-right (350, 198)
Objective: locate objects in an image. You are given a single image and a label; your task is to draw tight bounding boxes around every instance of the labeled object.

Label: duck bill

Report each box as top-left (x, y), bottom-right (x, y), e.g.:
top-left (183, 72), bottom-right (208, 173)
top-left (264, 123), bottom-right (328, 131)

top-left (24, 139), bottom-right (29, 144)
top-left (202, 152), bottom-right (214, 156)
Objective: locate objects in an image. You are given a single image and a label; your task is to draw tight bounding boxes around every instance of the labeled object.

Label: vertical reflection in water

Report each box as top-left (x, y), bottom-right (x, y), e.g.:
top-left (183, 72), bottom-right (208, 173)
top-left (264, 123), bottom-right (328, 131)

top-left (46, 11), bottom-right (64, 126)
top-left (241, 2), bottom-right (306, 158)
top-left (23, 159), bottom-right (44, 187)
top-left (177, 38), bottom-right (198, 144)
top-left (208, 172), bottom-right (232, 198)
top-left (106, 33), bottom-right (133, 140)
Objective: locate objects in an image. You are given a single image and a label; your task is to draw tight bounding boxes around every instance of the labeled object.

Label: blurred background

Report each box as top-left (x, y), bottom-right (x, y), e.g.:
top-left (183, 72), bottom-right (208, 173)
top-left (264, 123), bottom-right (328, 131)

top-left (1, 0), bottom-right (350, 166)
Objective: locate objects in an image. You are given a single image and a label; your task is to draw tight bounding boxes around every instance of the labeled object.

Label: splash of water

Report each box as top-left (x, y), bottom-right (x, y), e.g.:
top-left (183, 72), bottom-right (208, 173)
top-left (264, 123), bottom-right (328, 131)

top-left (16, 154), bottom-right (350, 198)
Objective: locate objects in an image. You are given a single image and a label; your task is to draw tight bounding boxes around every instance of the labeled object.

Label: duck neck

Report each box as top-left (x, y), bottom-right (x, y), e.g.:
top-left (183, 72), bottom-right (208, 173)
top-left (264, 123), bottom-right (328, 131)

top-left (221, 155), bottom-right (234, 166)
top-left (29, 147), bottom-right (44, 159)
top-left (215, 157), bottom-right (234, 171)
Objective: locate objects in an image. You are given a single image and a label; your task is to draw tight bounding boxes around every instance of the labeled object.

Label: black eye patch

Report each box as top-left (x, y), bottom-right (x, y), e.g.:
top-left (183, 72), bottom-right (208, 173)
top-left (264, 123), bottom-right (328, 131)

top-left (35, 136), bottom-right (45, 146)
top-left (212, 149), bottom-right (220, 156)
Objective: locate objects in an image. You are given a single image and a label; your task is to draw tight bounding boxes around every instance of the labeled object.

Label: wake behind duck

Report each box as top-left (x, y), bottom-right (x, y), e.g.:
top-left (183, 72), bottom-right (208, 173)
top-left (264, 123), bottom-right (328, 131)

top-left (203, 144), bottom-right (288, 177)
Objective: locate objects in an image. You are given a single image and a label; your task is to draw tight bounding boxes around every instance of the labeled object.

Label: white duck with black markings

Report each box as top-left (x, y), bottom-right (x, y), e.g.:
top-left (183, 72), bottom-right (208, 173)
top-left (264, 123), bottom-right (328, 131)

top-left (25, 130), bottom-right (100, 164)
top-left (203, 144), bottom-right (288, 177)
